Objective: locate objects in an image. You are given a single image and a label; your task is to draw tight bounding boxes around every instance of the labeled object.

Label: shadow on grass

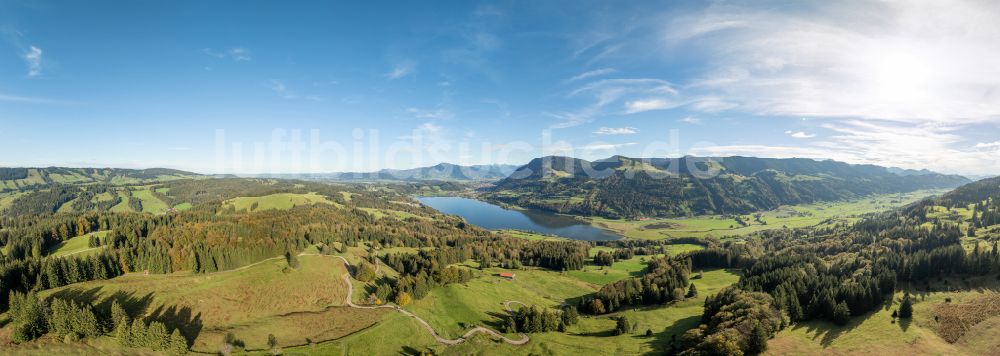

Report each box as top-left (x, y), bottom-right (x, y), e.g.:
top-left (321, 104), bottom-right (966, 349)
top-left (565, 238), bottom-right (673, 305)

top-left (146, 304), bottom-right (204, 346)
top-left (399, 345), bottom-right (423, 355)
top-left (897, 316), bottom-right (912, 332)
top-left (47, 287), bottom-right (204, 346)
top-left (576, 328), bottom-right (617, 337)
top-left (484, 310), bottom-right (511, 330)
top-left (645, 315), bottom-right (700, 356)
top-left (787, 314), bottom-right (866, 348)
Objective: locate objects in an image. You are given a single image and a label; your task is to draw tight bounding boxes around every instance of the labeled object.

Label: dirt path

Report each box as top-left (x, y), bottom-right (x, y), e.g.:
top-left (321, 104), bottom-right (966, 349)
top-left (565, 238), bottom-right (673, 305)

top-left (304, 254), bottom-right (530, 346)
top-left (121, 251), bottom-right (528, 346)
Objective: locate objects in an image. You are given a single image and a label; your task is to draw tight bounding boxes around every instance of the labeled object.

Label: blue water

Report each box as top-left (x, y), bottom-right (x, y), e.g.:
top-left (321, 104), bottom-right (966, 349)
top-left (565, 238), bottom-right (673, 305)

top-left (417, 196), bottom-right (621, 241)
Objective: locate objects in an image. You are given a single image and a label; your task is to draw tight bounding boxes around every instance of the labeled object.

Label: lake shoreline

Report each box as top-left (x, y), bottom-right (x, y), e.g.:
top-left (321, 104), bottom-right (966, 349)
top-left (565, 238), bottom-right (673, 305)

top-left (416, 196), bottom-right (623, 241)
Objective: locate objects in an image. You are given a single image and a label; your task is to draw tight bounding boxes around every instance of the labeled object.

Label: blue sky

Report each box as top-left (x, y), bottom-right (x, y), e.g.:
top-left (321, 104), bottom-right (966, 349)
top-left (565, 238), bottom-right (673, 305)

top-left (2, 1), bottom-right (999, 175)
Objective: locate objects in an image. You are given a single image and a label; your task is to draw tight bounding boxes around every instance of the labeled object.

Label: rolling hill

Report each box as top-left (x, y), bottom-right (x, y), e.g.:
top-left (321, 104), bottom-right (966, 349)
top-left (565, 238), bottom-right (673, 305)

top-left (0, 167), bottom-right (200, 193)
top-left (487, 155), bottom-right (971, 219)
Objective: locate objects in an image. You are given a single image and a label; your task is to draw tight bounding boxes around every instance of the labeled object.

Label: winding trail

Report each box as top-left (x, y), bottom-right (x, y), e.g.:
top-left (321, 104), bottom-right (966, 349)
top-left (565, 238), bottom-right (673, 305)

top-left (305, 254), bottom-right (530, 346)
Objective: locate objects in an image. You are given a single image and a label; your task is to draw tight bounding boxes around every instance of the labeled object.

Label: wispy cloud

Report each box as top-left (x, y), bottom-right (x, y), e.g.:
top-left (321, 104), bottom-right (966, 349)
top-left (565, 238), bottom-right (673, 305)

top-left (385, 61), bottom-right (416, 80)
top-left (679, 116), bottom-right (702, 125)
top-left (569, 68), bottom-right (616, 81)
top-left (267, 80), bottom-right (296, 99)
top-left (784, 131), bottom-right (816, 139)
top-left (581, 142), bottom-right (637, 150)
top-left (406, 107), bottom-right (453, 120)
top-left (624, 98), bottom-right (679, 114)
top-left (228, 47), bottom-right (251, 61)
top-left (202, 47), bottom-right (252, 61)
top-left (975, 141), bottom-right (1000, 149)
top-left (594, 127), bottom-right (638, 135)
top-left (552, 78), bottom-right (680, 128)
top-left (24, 45), bottom-right (42, 76)
top-left (0, 93), bottom-right (77, 105)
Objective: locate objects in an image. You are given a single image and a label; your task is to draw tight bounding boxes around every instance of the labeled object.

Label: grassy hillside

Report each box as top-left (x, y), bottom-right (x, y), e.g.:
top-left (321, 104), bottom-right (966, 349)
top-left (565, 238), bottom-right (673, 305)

top-left (221, 192), bottom-right (339, 212)
top-left (0, 167), bottom-right (199, 193)
top-left (46, 231), bottom-right (109, 258)
top-left (767, 278), bottom-right (1000, 355)
top-left (288, 266), bottom-right (739, 355)
top-left (18, 255), bottom-right (378, 353)
top-left (588, 190), bottom-right (940, 240)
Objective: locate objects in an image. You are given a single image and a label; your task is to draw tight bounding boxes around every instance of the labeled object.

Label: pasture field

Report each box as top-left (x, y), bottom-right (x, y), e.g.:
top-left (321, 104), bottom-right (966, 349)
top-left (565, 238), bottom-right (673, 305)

top-left (6, 255), bottom-right (368, 353)
top-left (131, 188), bottom-right (169, 213)
top-left (588, 190), bottom-right (943, 240)
top-left (222, 192), bottom-right (337, 212)
top-left (767, 277), bottom-right (1000, 355)
top-left (358, 207), bottom-right (427, 220)
top-left (568, 254), bottom-right (660, 285)
top-left (3, 237), bottom-right (742, 355)
top-left (47, 231), bottom-right (109, 258)
top-left (109, 190), bottom-right (133, 212)
top-left (318, 266), bottom-right (740, 355)
top-left (0, 192), bottom-right (24, 212)
top-left (498, 229), bottom-right (567, 241)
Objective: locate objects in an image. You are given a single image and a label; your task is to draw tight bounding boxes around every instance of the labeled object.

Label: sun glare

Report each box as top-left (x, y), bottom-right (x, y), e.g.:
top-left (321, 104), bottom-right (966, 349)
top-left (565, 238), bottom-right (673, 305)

top-left (868, 47), bottom-right (932, 106)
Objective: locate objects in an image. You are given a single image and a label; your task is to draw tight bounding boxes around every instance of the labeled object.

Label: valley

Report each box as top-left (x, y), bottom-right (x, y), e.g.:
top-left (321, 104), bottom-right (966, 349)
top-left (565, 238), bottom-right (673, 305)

top-left (0, 160), bottom-right (998, 355)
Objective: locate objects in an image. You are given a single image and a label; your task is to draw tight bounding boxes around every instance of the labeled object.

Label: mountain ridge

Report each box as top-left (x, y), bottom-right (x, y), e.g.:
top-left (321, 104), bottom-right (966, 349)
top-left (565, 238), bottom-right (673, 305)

top-left (487, 155), bottom-right (971, 219)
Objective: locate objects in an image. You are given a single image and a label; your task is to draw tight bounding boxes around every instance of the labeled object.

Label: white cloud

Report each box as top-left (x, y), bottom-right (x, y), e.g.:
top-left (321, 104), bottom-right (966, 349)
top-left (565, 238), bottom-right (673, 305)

top-left (24, 46), bottom-right (42, 76)
top-left (547, 111), bottom-right (593, 129)
top-left (679, 116), bottom-right (702, 125)
top-left (594, 127), bottom-right (638, 135)
top-left (581, 142), bottom-right (637, 150)
top-left (406, 107), bottom-right (454, 120)
top-left (228, 47), bottom-right (251, 61)
top-left (267, 80), bottom-right (296, 99)
top-left (624, 98), bottom-right (679, 114)
top-left (569, 68), bottom-right (616, 81)
top-left (666, 1), bottom-right (1000, 124)
top-left (975, 141), bottom-right (1000, 149)
top-left (689, 144), bottom-right (840, 160)
top-left (784, 131), bottom-right (816, 139)
top-left (385, 61), bottom-right (416, 80)
top-left (552, 78), bottom-right (679, 128)
top-left (691, 120), bottom-right (999, 175)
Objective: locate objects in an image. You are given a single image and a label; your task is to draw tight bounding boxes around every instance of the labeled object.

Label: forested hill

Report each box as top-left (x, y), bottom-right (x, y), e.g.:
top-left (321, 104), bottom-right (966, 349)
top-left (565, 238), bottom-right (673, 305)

top-left (487, 155), bottom-right (971, 219)
top-left (902, 175), bottom-right (1000, 230)
top-left (918, 175), bottom-right (1000, 208)
top-left (0, 167), bottom-right (200, 192)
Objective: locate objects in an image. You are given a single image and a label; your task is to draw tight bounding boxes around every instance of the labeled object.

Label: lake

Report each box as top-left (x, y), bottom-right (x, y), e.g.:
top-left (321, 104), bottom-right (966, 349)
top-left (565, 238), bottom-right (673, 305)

top-left (417, 196), bottom-right (621, 241)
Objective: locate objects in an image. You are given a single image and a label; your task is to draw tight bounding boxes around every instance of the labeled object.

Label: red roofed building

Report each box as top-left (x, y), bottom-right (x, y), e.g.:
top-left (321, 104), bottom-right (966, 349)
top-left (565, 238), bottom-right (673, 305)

top-left (499, 272), bottom-right (516, 280)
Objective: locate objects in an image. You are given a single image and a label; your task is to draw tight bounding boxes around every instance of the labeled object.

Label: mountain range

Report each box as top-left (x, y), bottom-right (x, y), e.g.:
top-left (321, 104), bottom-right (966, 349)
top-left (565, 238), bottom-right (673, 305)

top-left (486, 155), bottom-right (971, 219)
top-left (247, 163), bottom-right (518, 181)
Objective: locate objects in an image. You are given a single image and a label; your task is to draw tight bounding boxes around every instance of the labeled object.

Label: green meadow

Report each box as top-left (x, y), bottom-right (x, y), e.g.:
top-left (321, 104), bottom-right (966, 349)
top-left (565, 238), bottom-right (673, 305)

top-left (767, 277), bottom-right (1000, 355)
top-left (47, 231), bottom-right (109, 258)
top-left (4, 255), bottom-right (371, 353)
top-left (588, 190), bottom-right (943, 240)
top-left (222, 192), bottom-right (338, 212)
